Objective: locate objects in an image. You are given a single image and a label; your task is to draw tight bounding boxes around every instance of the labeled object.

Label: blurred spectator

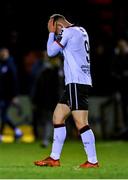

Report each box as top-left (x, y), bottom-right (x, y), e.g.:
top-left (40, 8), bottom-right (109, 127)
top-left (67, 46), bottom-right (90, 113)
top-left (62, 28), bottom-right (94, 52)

top-left (8, 30), bottom-right (19, 58)
top-left (0, 47), bottom-right (23, 141)
top-left (111, 38), bottom-right (128, 139)
top-left (22, 50), bottom-right (41, 94)
top-left (30, 50), bottom-right (61, 147)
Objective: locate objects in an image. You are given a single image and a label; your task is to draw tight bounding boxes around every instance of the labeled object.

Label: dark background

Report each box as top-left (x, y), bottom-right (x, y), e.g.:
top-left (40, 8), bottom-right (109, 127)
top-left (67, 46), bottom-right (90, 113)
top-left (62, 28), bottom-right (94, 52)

top-left (0, 0), bottom-right (128, 96)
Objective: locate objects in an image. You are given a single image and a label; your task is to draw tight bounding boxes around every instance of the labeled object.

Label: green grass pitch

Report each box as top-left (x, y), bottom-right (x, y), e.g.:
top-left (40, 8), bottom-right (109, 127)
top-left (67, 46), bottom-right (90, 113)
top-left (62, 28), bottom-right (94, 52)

top-left (0, 140), bottom-right (128, 179)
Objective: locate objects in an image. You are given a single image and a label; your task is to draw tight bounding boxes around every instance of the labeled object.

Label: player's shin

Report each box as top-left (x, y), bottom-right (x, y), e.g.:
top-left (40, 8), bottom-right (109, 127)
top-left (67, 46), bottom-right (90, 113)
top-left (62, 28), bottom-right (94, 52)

top-left (80, 125), bottom-right (98, 164)
top-left (50, 124), bottom-right (66, 160)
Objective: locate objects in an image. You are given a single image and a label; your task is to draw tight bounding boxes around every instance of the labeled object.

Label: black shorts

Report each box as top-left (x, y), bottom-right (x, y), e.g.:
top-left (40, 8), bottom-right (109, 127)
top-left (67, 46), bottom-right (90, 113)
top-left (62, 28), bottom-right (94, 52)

top-left (59, 83), bottom-right (91, 111)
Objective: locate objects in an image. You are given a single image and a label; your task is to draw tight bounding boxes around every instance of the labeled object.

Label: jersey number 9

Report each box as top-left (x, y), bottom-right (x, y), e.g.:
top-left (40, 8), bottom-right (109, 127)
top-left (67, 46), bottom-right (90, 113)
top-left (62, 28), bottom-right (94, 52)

top-left (85, 40), bottom-right (90, 63)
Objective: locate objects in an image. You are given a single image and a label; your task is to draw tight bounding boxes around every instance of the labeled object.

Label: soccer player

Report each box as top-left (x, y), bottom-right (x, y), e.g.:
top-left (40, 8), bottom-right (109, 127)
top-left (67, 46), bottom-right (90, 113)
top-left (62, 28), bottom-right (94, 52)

top-left (34, 14), bottom-right (99, 168)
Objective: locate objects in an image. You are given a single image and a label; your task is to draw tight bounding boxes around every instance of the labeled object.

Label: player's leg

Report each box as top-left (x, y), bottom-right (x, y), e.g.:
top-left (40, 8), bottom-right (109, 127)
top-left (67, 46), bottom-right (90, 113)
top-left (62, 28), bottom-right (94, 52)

top-left (71, 84), bottom-right (99, 167)
top-left (50, 103), bottom-right (71, 159)
top-left (72, 110), bottom-right (88, 130)
top-left (72, 110), bottom-right (99, 167)
top-left (34, 103), bottom-right (71, 166)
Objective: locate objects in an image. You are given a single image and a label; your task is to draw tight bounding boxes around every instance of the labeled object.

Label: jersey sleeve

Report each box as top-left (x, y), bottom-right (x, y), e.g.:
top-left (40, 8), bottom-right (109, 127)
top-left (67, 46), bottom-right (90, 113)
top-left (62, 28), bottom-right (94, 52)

top-left (47, 29), bottom-right (70, 57)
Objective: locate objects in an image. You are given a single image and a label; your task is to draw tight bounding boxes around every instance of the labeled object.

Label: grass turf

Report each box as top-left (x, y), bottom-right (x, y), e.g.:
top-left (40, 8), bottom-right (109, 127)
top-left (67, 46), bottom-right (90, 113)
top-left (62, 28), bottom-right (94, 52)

top-left (0, 140), bottom-right (128, 179)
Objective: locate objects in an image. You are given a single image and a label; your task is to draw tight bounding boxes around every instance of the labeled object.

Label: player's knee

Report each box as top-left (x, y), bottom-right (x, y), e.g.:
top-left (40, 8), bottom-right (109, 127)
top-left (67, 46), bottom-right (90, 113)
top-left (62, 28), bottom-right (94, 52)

top-left (75, 120), bottom-right (88, 130)
top-left (52, 112), bottom-right (65, 124)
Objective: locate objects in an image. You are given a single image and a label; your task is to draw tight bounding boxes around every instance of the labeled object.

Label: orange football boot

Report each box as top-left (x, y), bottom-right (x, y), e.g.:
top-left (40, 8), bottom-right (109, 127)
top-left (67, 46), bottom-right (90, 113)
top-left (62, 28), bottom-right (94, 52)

top-left (34, 157), bottom-right (60, 167)
top-left (80, 161), bottom-right (99, 168)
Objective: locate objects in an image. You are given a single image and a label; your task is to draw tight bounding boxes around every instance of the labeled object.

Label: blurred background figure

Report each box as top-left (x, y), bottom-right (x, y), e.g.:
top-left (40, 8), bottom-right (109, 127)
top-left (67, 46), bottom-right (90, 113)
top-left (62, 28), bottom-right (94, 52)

top-left (111, 38), bottom-right (128, 139)
top-left (30, 50), bottom-right (61, 147)
top-left (91, 39), bottom-right (112, 96)
top-left (0, 47), bottom-right (23, 142)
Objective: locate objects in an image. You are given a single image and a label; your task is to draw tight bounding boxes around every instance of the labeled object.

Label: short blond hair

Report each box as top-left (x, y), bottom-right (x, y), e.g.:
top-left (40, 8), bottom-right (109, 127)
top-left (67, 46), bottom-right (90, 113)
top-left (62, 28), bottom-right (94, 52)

top-left (50, 14), bottom-right (66, 22)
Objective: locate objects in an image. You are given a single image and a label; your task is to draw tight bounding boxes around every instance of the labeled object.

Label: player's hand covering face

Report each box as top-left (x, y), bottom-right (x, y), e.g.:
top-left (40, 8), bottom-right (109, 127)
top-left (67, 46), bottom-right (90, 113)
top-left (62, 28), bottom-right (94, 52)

top-left (48, 18), bottom-right (57, 33)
